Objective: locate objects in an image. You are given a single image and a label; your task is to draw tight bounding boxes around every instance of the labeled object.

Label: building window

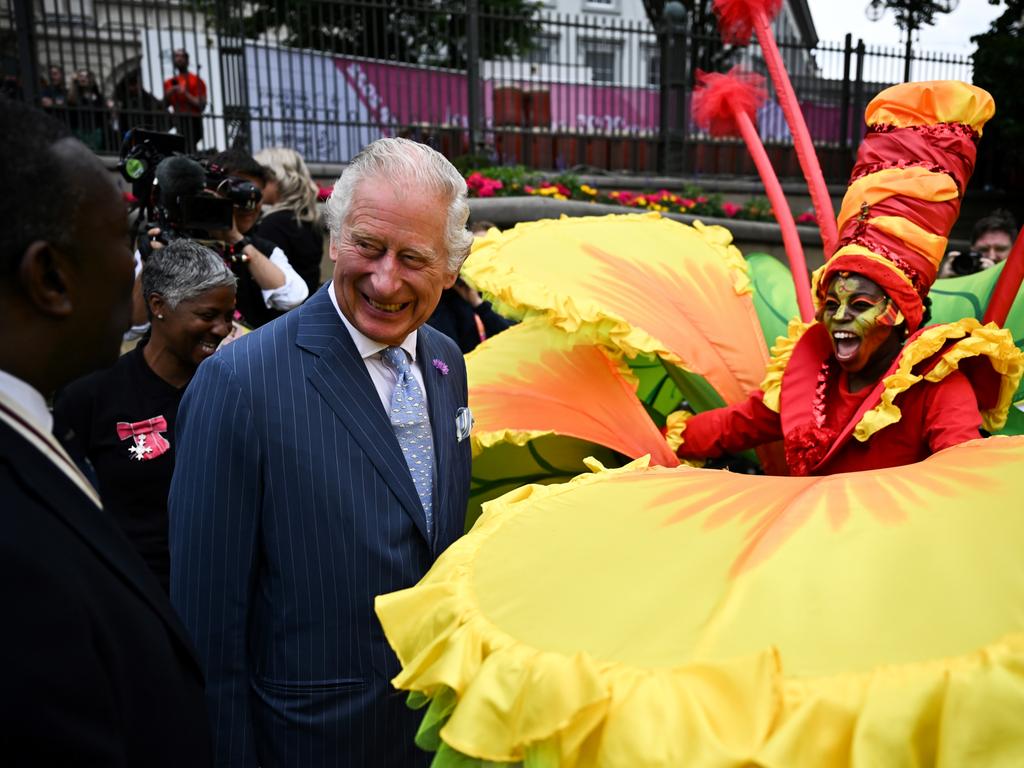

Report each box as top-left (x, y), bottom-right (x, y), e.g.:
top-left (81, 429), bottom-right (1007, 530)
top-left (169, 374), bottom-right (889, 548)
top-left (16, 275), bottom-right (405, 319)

top-left (526, 35), bottom-right (559, 64)
top-left (583, 0), bottom-right (620, 13)
top-left (580, 40), bottom-right (620, 84)
top-left (643, 44), bottom-right (660, 86)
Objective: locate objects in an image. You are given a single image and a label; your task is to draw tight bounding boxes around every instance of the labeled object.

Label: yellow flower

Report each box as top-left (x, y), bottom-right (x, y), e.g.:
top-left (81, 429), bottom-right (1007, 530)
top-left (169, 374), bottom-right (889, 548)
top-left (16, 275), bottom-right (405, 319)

top-left (553, 193), bottom-right (568, 200)
top-left (580, 184), bottom-right (598, 196)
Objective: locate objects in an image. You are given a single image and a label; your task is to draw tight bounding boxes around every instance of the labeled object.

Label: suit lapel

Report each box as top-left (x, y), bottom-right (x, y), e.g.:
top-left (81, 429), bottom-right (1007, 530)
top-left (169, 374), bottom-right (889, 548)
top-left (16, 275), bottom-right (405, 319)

top-left (0, 421), bottom-right (203, 676)
top-left (297, 290), bottom-right (429, 541)
top-left (418, 328), bottom-right (455, 546)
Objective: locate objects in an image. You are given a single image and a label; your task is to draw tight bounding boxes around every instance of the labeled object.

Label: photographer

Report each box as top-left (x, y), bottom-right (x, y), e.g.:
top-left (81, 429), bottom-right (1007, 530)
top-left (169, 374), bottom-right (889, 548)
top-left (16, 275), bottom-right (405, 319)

top-left (209, 148), bottom-right (309, 326)
top-left (939, 209), bottom-right (1017, 277)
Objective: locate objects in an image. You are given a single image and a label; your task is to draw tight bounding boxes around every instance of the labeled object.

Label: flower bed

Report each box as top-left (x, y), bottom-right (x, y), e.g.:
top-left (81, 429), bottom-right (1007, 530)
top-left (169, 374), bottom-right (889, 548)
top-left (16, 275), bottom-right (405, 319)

top-left (316, 165), bottom-right (817, 225)
top-left (464, 165), bottom-right (811, 223)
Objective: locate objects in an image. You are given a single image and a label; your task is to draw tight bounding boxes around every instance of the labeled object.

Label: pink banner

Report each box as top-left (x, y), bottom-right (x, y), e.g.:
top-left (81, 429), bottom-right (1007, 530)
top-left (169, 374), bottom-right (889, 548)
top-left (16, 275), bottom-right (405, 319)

top-left (335, 55), bottom-right (845, 142)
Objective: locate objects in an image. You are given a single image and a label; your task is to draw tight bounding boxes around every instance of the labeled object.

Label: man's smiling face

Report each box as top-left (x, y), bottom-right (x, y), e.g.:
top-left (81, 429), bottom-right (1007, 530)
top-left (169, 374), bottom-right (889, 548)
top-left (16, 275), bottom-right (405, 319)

top-left (330, 178), bottom-right (456, 346)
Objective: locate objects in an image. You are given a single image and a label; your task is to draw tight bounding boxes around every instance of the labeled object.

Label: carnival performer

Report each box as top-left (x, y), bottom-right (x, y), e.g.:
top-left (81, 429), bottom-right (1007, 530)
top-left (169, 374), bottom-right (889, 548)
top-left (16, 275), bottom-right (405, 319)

top-left (674, 80), bottom-right (1021, 476)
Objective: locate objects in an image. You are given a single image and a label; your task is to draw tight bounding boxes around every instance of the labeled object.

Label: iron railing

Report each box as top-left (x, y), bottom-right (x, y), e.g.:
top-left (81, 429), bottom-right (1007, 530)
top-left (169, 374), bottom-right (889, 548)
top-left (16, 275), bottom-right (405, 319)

top-left (1, 0), bottom-right (975, 179)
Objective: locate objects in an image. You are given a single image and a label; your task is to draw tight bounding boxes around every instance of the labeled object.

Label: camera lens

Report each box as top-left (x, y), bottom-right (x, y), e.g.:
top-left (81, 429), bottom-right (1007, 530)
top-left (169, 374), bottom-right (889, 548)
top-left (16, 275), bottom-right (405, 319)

top-left (951, 250), bottom-right (982, 276)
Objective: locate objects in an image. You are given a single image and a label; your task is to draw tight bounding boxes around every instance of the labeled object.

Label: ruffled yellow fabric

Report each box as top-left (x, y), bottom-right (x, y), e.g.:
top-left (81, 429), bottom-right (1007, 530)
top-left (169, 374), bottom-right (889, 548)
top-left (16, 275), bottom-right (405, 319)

top-left (760, 320), bottom-right (813, 413)
top-left (854, 319), bottom-right (1024, 441)
top-left (470, 428), bottom-right (553, 458)
top-left (377, 440), bottom-right (1024, 766)
top-left (690, 219), bottom-right (753, 297)
top-left (463, 213), bottom-right (757, 373)
top-left (663, 410), bottom-right (691, 453)
top-left (662, 411), bottom-right (705, 468)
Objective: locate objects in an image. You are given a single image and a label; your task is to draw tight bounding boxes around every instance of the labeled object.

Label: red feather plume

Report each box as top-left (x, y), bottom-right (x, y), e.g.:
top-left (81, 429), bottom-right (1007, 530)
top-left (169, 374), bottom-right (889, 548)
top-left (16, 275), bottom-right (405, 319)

top-left (692, 68), bottom-right (767, 138)
top-left (712, 0), bottom-right (783, 45)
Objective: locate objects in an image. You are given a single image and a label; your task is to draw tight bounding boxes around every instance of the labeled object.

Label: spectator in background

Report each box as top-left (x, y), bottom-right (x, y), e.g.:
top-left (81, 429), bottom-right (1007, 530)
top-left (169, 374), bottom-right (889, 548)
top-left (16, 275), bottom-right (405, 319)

top-left (254, 146), bottom-right (326, 297)
top-left (427, 219), bottom-right (511, 353)
top-left (939, 209), bottom-right (1018, 277)
top-left (210, 147), bottom-right (308, 326)
top-left (115, 69), bottom-right (167, 134)
top-left (67, 68), bottom-right (113, 151)
top-left (163, 48), bottom-right (206, 151)
top-left (54, 240), bottom-right (236, 593)
top-left (39, 64), bottom-right (68, 109)
top-left (0, 98), bottom-right (212, 767)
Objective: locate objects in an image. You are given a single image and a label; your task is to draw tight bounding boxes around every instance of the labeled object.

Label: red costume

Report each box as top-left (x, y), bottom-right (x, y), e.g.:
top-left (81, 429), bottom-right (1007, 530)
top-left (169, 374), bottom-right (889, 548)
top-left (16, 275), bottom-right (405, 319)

top-left (675, 81), bottom-right (1022, 476)
top-left (676, 321), bottom-right (1009, 475)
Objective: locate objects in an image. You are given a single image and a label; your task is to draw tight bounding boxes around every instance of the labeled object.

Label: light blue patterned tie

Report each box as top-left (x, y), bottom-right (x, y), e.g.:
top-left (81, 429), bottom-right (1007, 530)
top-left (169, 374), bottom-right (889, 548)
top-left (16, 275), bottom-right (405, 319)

top-left (381, 346), bottom-right (433, 538)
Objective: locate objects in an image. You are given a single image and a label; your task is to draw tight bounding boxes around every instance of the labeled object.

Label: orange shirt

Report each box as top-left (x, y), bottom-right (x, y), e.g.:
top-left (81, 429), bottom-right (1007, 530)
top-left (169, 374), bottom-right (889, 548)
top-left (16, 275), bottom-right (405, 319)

top-left (163, 71), bottom-right (206, 115)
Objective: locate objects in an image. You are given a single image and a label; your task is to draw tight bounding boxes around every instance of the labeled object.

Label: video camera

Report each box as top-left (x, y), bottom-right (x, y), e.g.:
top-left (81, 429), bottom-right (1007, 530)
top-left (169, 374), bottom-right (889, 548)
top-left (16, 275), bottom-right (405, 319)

top-left (118, 128), bottom-right (262, 258)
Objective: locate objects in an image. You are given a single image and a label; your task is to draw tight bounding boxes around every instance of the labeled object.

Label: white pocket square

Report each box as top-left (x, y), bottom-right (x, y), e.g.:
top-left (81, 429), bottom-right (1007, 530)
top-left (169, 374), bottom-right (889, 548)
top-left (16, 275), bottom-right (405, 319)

top-left (455, 407), bottom-right (474, 442)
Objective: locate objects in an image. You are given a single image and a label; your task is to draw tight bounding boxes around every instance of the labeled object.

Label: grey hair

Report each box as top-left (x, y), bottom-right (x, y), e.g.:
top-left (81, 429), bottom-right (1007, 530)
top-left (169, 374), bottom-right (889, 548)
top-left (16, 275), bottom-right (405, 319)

top-left (323, 137), bottom-right (473, 273)
top-left (141, 239), bottom-right (236, 315)
top-left (254, 146), bottom-right (320, 224)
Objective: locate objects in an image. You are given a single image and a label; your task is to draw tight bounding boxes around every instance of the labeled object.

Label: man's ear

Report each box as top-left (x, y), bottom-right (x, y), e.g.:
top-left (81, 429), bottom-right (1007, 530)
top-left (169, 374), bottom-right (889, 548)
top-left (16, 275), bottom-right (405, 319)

top-left (442, 267), bottom-right (459, 290)
top-left (17, 241), bottom-right (74, 318)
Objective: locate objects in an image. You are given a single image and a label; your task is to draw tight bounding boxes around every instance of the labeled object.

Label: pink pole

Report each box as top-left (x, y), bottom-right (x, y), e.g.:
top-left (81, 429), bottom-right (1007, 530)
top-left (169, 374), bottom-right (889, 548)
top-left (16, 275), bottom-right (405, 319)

top-left (734, 109), bottom-right (816, 322)
top-left (753, 10), bottom-right (839, 258)
top-left (982, 226), bottom-right (1024, 327)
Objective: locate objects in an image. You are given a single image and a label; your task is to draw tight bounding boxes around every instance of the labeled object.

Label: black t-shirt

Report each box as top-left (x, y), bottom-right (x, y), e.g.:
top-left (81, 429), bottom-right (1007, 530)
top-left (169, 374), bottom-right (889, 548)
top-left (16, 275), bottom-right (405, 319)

top-left (253, 208), bottom-right (324, 298)
top-left (53, 343), bottom-right (185, 592)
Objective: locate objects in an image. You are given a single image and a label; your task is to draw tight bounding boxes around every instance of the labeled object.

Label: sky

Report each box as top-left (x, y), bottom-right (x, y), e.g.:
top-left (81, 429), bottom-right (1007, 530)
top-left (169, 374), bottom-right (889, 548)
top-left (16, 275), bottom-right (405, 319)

top-left (806, 0), bottom-right (1004, 52)
top-left (804, 0), bottom-right (1005, 79)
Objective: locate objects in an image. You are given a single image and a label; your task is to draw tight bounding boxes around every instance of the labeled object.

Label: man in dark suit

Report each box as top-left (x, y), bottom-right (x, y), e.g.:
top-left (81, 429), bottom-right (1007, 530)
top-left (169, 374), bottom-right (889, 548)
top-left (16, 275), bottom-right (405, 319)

top-left (170, 137), bottom-right (475, 767)
top-left (0, 100), bottom-right (212, 765)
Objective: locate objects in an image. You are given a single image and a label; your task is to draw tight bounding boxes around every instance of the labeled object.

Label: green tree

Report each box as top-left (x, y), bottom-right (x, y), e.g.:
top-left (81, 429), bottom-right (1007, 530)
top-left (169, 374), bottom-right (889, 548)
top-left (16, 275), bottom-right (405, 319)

top-left (971, 0), bottom-right (1024, 182)
top-left (865, 0), bottom-right (962, 80)
top-left (210, 0), bottom-right (544, 69)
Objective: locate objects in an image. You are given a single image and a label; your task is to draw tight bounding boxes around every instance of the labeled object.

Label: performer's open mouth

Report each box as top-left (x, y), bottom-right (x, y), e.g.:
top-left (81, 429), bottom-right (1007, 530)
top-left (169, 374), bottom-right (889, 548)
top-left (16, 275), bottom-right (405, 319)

top-left (832, 330), bottom-right (860, 363)
top-left (365, 294), bottom-right (409, 313)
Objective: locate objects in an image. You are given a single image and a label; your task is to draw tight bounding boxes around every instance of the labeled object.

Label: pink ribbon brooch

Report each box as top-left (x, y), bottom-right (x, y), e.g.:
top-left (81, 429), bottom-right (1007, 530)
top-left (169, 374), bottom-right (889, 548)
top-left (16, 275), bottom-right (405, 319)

top-left (116, 416), bottom-right (170, 461)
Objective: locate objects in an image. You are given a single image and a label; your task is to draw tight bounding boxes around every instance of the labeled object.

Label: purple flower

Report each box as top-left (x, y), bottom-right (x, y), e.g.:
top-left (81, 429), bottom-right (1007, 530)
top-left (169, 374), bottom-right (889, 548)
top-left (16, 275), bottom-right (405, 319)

top-left (432, 358), bottom-right (449, 375)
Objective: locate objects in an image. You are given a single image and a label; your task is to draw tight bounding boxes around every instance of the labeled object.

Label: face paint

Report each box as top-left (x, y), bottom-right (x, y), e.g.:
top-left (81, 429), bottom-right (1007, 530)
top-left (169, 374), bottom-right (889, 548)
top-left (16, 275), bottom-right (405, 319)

top-left (821, 273), bottom-right (899, 374)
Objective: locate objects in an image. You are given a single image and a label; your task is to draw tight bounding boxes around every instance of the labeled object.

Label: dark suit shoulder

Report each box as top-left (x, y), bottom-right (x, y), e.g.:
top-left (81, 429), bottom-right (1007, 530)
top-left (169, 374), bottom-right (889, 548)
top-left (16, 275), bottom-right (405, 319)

top-left (420, 321), bottom-right (463, 363)
top-left (0, 459), bottom-right (213, 767)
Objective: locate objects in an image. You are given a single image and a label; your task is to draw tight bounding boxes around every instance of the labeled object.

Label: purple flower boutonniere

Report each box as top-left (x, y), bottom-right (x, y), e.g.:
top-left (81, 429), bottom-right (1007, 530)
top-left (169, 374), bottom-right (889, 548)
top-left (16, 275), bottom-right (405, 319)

top-left (432, 358), bottom-right (450, 376)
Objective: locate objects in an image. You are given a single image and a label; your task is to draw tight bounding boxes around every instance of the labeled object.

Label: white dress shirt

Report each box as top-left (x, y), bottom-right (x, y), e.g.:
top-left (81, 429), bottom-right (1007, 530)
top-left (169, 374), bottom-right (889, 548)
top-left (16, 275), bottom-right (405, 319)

top-left (328, 282), bottom-right (430, 415)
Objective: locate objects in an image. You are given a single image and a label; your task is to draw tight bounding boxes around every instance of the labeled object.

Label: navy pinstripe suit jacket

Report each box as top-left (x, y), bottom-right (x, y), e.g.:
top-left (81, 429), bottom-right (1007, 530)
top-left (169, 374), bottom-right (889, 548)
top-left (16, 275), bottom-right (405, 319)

top-left (169, 285), bottom-right (471, 767)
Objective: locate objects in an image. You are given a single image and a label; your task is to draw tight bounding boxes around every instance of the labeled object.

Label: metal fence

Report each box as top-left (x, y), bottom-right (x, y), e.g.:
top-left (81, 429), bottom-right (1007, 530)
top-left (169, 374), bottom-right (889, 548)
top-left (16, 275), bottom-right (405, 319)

top-left (1, 0), bottom-right (974, 180)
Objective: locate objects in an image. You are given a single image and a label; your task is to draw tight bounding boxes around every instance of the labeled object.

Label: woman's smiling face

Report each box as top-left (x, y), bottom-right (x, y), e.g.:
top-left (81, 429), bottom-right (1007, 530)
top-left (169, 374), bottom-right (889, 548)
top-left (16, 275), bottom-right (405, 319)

top-left (821, 273), bottom-right (899, 375)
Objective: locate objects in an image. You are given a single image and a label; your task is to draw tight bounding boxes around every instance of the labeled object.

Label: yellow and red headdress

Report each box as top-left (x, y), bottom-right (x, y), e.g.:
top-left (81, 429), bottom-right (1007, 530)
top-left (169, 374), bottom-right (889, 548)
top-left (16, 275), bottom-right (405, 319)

top-left (817, 81), bottom-right (994, 331)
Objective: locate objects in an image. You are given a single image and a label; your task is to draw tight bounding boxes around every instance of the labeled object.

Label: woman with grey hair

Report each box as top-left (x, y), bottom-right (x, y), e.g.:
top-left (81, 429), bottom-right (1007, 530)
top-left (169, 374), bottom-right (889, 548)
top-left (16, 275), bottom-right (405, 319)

top-left (54, 239), bottom-right (236, 591)
top-left (253, 146), bottom-right (325, 297)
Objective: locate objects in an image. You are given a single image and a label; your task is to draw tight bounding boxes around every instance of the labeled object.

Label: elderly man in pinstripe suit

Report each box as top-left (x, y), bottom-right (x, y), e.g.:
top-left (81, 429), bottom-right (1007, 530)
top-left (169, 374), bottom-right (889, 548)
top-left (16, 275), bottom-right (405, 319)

top-left (169, 138), bottom-right (474, 767)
